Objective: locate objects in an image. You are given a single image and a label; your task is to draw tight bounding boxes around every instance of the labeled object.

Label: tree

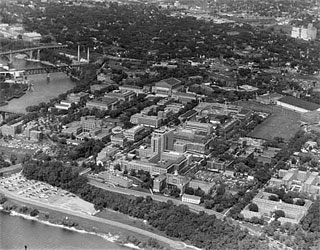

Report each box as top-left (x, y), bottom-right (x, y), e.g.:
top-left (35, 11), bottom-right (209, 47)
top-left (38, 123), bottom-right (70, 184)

top-left (216, 204), bottom-right (224, 212)
top-left (113, 164), bottom-right (121, 171)
top-left (0, 194), bottom-right (7, 204)
top-left (248, 203), bottom-right (259, 212)
top-left (204, 199), bottom-right (215, 209)
top-left (170, 187), bottom-right (181, 198)
top-left (30, 209), bottom-right (39, 217)
top-left (269, 195), bottom-right (280, 201)
top-left (274, 210), bottom-right (285, 220)
top-left (10, 154), bottom-right (17, 165)
top-left (130, 169), bottom-right (136, 176)
top-left (185, 186), bottom-right (195, 195)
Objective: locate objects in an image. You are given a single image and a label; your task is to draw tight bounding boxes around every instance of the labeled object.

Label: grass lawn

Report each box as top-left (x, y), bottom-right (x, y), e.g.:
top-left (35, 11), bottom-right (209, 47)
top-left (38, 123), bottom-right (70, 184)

top-left (96, 209), bottom-right (166, 237)
top-left (236, 100), bottom-right (301, 141)
top-left (249, 108), bottom-right (301, 141)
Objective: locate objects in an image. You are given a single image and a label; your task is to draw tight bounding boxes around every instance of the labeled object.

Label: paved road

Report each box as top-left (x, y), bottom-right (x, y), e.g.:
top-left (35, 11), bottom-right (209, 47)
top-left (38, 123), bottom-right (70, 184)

top-left (89, 180), bottom-right (262, 237)
top-left (90, 180), bottom-right (225, 218)
top-left (0, 187), bottom-right (188, 250)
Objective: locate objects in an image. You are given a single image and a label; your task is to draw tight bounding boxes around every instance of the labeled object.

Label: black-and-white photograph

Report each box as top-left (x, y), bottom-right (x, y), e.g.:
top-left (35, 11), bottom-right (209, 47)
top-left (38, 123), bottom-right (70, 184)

top-left (0, 0), bottom-right (319, 249)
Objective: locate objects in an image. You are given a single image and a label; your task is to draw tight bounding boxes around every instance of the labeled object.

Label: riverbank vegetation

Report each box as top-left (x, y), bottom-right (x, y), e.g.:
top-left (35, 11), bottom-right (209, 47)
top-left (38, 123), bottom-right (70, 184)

top-left (22, 159), bottom-right (268, 250)
top-left (0, 193), bottom-right (169, 250)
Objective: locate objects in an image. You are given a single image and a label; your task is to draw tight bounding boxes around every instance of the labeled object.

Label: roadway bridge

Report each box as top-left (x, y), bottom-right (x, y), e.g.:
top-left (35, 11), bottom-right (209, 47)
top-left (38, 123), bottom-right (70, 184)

top-left (0, 44), bottom-right (68, 62)
top-left (23, 64), bottom-right (88, 75)
top-left (23, 65), bottom-right (77, 75)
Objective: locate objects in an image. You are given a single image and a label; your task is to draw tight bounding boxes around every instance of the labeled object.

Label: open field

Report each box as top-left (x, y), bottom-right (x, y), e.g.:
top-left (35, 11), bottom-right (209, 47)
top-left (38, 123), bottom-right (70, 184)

top-left (0, 72), bottom-right (76, 114)
top-left (96, 209), bottom-right (168, 238)
top-left (237, 100), bottom-right (301, 141)
top-left (0, 173), bottom-right (95, 215)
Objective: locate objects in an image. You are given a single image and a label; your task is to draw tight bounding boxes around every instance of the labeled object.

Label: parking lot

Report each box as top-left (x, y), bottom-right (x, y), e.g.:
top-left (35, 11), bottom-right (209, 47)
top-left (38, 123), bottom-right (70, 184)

top-left (0, 138), bottom-right (51, 152)
top-left (0, 173), bottom-right (96, 215)
top-left (0, 173), bottom-right (75, 202)
top-left (194, 170), bottom-right (254, 192)
top-left (194, 170), bottom-right (221, 182)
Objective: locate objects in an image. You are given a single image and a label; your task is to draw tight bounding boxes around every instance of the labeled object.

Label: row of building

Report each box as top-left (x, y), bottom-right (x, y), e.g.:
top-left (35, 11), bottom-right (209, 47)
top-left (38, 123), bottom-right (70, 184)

top-left (0, 120), bottom-right (42, 141)
top-left (0, 23), bottom-right (42, 43)
top-left (241, 191), bottom-right (313, 224)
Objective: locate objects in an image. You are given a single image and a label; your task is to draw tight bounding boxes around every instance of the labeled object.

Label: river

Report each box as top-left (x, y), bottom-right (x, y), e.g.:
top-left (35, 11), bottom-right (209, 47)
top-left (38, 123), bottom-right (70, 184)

top-left (0, 211), bottom-right (127, 250)
top-left (0, 57), bottom-right (77, 114)
top-left (0, 58), bottom-right (126, 250)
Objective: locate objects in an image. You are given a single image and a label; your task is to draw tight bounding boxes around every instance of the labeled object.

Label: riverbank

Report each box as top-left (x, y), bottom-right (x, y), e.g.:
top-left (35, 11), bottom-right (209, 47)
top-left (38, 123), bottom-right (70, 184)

top-left (0, 72), bottom-right (77, 114)
top-left (0, 194), bottom-right (178, 250)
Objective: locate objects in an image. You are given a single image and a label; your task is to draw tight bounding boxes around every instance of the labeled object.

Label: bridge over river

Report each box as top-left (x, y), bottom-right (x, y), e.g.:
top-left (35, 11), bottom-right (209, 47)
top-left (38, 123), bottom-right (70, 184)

top-left (0, 44), bottom-right (68, 62)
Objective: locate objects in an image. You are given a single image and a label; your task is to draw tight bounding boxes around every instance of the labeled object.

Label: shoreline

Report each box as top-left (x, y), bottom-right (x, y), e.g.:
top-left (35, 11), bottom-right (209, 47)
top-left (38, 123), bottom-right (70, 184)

top-left (0, 185), bottom-right (186, 249)
top-left (0, 192), bottom-right (183, 250)
top-left (0, 204), bottom-right (140, 250)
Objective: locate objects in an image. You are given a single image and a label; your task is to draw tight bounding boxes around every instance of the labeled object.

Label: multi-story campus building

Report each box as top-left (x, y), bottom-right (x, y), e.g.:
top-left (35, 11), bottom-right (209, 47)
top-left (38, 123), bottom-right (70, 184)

top-left (269, 169), bottom-right (320, 195)
top-left (153, 77), bottom-right (183, 97)
top-left (241, 191), bottom-right (312, 224)
top-left (67, 92), bottom-right (89, 104)
top-left (86, 97), bottom-right (119, 110)
top-left (96, 171), bottom-right (133, 188)
top-left (117, 127), bottom-right (188, 175)
top-left (150, 127), bottom-right (175, 154)
top-left (184, 121), bottom-right (214, 135)
top-left (81, 116), bottom-right (102, 131)
top-left (182, 194), bottom-right (201, 204)
top-left (104, 90), bottom-right (136, 102)
top-left (173, 128), bottom-right (214, 155)
top-left (0, 121), bottom-right (23, 137)
top-left (123, 125), bottom-right (146, 141)
top-left (130, 113), bottom-right (163, 128)
top-left (119, 85), bottom-right (146, 95)
top-left (276, 96), bottom-right (320, 113)
top-left (291, 23), bottom-right (317, 41)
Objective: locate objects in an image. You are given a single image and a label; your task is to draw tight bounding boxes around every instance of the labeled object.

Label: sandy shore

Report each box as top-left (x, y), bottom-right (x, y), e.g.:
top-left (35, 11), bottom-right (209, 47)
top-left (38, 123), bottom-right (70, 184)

top-left (0, 187), bottom-right (188, 250)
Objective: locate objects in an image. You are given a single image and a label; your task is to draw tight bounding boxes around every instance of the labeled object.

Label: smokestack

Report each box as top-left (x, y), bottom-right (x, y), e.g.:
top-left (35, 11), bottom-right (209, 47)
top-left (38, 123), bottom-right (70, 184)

top-left (77, 45), bottom-right (80, 62)
top-left (87, 48), bottom-right (90, 63)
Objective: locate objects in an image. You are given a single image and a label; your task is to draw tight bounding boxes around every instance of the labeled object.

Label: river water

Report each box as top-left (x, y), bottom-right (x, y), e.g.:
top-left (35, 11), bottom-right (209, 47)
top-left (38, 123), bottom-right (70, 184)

top-left (0, 57), bottom-right (77, 114)
top-left (0, 211), bottom-right (126, 250)
top-left (0, 57), bottom-right (127, 249)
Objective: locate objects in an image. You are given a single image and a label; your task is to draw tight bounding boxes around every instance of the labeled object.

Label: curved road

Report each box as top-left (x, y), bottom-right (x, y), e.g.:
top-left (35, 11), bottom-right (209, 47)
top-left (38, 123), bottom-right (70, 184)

top-left (89, 180), bottom-right (262, 237)
top-left (0, 187), bottom-right (187, 250)
top-left (89, 180), bottom-right (224, 218)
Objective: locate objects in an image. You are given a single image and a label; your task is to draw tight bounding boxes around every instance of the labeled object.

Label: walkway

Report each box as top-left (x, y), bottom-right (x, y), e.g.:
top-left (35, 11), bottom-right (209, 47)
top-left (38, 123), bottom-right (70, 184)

top-left (0, 186), bottom-right (187, 250)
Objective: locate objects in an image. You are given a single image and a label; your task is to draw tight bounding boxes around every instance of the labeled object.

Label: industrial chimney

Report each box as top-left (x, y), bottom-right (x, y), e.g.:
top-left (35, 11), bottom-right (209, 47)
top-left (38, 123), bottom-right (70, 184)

top-left (77, 45), bottom-right (80, 62)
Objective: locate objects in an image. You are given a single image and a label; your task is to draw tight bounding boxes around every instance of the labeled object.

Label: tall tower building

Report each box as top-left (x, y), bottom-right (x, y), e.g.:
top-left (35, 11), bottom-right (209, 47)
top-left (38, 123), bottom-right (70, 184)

top-left (151, 127), bottom-right (174, 155)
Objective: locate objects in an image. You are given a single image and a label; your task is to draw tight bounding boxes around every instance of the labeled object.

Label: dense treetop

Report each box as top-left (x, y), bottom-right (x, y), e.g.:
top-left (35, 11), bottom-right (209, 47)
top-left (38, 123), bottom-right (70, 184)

top-left (22, 159), bottom-right (268, 250)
